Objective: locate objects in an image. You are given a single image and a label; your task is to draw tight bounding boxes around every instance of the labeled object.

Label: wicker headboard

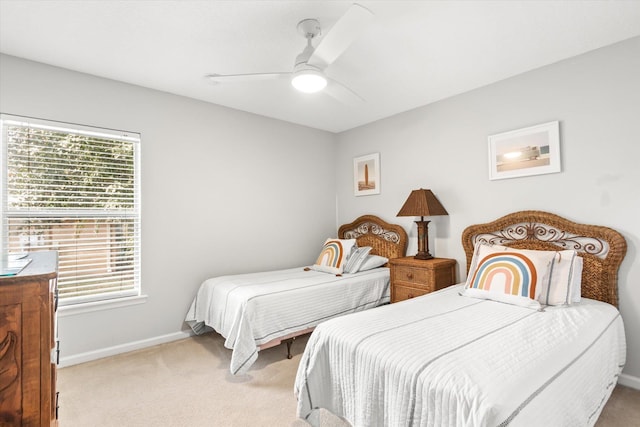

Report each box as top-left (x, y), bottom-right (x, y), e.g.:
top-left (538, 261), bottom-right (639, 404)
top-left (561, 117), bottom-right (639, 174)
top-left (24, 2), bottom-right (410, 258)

top-left (461, 210), bottom-right (626, 306)
top-left (339, 215), bottom-right (408, 260)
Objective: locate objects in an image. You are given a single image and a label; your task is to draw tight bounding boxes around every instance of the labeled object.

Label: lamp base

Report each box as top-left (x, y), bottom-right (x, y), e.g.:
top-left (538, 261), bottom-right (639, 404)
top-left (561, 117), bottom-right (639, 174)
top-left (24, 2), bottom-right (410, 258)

top-left (414, 252), bottom-right (433, 260)
top-left (414, 219), bottom-right (434, 260)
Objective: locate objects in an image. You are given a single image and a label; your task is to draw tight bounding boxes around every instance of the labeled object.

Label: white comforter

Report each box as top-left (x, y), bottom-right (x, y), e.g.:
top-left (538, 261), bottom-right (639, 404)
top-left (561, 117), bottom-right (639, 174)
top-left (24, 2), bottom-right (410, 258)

top-left (185, 267), bottom-right (390, 375)
top-left (295, 284), bottom-right (626, 427)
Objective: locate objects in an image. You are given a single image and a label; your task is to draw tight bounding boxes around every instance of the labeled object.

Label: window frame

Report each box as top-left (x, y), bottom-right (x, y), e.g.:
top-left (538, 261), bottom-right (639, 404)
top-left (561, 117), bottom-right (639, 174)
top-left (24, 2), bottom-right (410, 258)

top-left (1, 114), bottom-right (142, 306)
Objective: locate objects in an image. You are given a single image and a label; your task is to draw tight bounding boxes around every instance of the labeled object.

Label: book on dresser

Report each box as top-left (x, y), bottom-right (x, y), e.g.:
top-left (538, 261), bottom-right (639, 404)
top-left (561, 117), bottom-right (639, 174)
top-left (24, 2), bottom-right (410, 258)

top-left (1, 252), bottom-right (34, 276)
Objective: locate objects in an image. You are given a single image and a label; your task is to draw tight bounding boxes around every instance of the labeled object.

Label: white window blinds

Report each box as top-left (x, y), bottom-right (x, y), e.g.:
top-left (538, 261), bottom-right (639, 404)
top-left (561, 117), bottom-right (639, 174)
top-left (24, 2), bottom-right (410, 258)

top-left (1, 114), bottom-right (141, 305)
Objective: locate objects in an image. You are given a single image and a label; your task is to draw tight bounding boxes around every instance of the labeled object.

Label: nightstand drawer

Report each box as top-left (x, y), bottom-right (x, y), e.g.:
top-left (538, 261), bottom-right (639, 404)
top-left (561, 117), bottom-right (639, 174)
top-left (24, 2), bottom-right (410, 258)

top-left (389, 257), bottom-right (457, 303)
top-left (392, 265), bottom-right (430, 286)
top-left (393, 284), bottom-right (431, 301)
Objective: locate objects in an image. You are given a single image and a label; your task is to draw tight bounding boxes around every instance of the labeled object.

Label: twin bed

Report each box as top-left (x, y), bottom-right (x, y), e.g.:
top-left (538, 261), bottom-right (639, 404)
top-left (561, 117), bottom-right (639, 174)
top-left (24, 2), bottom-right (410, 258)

top-left (294, 210), bottom-right (627, 426)
top-left (185, 210), bottom-right (627, 426)
top-left (185, 215), bottom-right (408, 375)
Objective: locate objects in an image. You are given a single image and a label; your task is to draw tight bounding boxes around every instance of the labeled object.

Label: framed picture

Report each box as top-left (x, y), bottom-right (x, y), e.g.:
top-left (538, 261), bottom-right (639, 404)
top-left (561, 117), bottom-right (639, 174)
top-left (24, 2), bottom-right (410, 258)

top-left (353, 153), bottom-right (380, 196)
top-left (488, 121), bottom-right (561, 180)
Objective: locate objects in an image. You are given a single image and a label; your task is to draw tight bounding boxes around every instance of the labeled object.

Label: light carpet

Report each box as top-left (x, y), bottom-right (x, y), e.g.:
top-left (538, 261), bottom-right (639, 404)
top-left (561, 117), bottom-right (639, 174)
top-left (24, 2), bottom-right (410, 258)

top-left (57, 333), bottom-right (640, 426)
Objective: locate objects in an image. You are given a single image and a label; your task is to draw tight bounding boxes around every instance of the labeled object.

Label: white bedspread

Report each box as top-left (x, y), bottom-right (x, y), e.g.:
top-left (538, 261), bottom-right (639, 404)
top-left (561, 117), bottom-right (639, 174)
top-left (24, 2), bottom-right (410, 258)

top-left (185, 267), bottom-right (390, 375)
top-left (295, 284), bottom-right (626, 427)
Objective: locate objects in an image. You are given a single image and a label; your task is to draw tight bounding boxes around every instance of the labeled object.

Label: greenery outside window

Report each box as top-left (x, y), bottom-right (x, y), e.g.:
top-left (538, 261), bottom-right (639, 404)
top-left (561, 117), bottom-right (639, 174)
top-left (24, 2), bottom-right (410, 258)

top-left (1, 114), bottom-right (141, 306)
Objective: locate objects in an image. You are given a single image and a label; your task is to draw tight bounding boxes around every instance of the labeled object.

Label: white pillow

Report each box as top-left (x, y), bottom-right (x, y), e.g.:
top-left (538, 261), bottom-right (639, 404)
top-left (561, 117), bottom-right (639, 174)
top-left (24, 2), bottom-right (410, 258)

top-left (358, 255), bottom-right (389, 272)
top-left (343, 246), bottom-right (372, 274)
top-left (570, 256), bottom-right (583, 303)
top-left (538, 250), bottom-right (583, 306)
top-left (462, 243), bottom-right (555, 309)
top-left (310, 238), bottom-right (357, 275)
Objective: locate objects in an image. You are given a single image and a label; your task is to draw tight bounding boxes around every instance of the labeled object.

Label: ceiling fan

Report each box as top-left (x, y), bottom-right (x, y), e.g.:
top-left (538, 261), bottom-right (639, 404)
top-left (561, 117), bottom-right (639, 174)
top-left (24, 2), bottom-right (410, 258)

top-left (205, 3), bottom-right (374, 104)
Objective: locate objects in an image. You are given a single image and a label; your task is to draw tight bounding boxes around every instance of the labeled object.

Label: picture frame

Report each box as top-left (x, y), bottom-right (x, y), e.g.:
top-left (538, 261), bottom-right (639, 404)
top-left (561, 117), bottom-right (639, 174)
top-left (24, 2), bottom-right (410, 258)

top-left (488, 121), bottom-right (561, 180)
top-left (353, 153), bottom-right (380, 196)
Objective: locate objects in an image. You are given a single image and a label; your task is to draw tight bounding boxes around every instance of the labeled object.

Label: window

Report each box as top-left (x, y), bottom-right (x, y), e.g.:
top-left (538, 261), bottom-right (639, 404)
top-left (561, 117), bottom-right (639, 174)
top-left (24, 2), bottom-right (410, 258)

top-left (1, 114), bottom-right (141, 306)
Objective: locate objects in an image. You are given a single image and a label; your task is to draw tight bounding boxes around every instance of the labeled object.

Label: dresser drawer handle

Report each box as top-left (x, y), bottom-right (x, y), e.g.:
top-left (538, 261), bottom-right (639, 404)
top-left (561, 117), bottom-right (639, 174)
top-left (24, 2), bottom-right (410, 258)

top-left (406, 272), bottom-right (413, 279)
top-left (407, 293), bottom-right (415, 299)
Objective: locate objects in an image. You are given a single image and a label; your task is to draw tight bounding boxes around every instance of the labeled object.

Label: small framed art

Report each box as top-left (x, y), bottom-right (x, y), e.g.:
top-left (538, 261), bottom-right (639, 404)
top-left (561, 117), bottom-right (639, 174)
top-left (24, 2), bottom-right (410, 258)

top-left (353, 153), bottom-right (380, 196)
top-left (488, 121), bottom-right (561, 180)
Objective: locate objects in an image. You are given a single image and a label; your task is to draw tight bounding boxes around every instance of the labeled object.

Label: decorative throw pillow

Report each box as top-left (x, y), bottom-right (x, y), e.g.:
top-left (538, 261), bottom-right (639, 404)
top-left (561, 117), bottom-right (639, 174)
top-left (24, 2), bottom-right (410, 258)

top-left (479, 245), bottom-right (584, 306)
top-left (538, 250), bottom-right (583, 306)
top-left (357, 254), bottom-right (389, 272)
top-left (311, 238), bottom-right (357, 275)
top-left (343, 246), bottom-right (372, 274)
top-left (462, 243), bottom-right (555, 309)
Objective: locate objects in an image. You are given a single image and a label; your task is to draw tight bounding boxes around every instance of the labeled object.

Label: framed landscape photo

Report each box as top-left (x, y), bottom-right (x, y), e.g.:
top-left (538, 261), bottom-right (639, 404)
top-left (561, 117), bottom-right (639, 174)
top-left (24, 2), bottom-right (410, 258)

top-left (353, 153), bottom-right (380, 196)
top-left (488, 121), bottom-right (561, 180)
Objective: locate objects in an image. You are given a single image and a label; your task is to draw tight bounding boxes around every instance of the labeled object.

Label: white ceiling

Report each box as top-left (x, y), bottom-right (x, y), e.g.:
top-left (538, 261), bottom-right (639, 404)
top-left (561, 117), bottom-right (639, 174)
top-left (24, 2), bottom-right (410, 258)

top-left (1, 1), bottom-right (639, 133)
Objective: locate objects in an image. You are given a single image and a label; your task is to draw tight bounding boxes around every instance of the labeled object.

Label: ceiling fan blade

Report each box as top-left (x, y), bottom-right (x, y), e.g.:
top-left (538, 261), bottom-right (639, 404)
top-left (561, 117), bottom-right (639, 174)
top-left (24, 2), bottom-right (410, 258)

top-left (307, 3), bottom-right (374, 69)
top-left (205, 72), bottom-right (290, 83)
top-left (324, 77), bottom-right (365, 105)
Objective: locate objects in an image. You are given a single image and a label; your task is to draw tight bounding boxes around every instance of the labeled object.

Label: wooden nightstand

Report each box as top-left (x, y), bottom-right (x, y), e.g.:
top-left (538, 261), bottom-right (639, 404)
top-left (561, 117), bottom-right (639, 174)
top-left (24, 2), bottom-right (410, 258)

top-left (389, 257), bottom-right (457, 303)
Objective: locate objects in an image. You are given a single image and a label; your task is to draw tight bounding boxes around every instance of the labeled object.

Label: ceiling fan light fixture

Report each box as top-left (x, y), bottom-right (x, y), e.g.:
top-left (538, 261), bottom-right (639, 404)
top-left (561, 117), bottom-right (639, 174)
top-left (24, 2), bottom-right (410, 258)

top-left (291, 68), bottom-right (327, 93)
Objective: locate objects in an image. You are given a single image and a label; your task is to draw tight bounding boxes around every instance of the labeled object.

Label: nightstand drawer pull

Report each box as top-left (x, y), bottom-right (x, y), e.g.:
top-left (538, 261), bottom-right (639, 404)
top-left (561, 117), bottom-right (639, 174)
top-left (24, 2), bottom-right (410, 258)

top-left (407, 293), bottom-right (415, 299)
top-left (406, 273), bottom-right (413, 279)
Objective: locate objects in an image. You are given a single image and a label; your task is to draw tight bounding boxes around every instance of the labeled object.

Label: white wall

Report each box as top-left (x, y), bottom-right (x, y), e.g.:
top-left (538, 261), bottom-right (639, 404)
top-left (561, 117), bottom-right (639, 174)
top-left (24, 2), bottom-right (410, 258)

top-left (335, 37), bottom-right (640, 386)
top-left (2, 36), bottom-right (638, 387)
top-left (0, 54), bottom-right (337, 360)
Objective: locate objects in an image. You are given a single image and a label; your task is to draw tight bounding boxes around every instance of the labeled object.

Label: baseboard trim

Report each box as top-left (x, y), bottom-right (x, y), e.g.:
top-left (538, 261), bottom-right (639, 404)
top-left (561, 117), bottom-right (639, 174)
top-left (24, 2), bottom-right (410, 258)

top-left (618, 373), bottom-right (640, 390)
top-left (58, 330), bottom-right (195, 368)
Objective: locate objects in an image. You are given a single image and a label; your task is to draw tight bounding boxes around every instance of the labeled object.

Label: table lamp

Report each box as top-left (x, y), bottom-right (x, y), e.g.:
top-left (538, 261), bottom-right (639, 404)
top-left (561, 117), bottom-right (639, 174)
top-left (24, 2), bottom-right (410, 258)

top-left (397, 189), bottom-right (448, 260)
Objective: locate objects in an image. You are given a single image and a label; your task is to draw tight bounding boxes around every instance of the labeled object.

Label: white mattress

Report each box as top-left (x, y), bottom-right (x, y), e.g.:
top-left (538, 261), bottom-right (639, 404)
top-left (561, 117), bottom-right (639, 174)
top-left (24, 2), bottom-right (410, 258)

top-left (185, 267), bottom-right (390, 375)
top-left (295, 284), bottom-right (626, 426)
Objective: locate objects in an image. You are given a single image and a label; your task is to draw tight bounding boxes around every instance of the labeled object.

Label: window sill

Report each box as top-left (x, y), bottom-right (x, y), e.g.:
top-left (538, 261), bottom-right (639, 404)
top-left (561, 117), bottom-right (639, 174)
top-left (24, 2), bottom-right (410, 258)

top-left (58, 294), bottom-right (148, 317)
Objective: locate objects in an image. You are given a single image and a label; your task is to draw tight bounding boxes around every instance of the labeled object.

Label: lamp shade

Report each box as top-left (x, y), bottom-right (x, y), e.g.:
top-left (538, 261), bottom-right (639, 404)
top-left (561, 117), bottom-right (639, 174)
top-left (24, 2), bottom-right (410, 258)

top-left (397, 189), bottom-right (448, 218)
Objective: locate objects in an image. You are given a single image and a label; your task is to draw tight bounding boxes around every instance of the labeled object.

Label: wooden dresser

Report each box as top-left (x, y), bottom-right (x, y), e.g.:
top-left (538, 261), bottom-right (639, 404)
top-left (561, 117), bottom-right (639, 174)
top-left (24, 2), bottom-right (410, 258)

top-left (389, 256), bottom-right (457, 303)
top-left (0, 251), bottom-right (59, 426)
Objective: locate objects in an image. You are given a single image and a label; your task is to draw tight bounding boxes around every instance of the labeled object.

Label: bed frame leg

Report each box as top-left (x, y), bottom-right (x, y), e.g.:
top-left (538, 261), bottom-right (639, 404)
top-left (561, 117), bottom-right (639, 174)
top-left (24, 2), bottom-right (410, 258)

top-left (285, 337), bottom-right (295, 359)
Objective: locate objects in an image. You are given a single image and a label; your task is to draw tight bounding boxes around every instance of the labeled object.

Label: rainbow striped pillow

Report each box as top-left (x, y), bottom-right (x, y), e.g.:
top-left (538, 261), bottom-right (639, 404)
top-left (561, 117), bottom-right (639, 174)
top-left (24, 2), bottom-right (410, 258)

top-left (311, 238), bottom-right (357, 275)
top-left (462, 243), bottom-right (555, 309)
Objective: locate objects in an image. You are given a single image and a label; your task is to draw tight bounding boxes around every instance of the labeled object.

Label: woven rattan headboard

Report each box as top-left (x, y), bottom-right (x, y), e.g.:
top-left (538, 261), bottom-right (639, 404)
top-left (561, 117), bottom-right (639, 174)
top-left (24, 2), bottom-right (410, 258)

top-left (339, 215), bottom-right (408, 260)
top-left (461, 210), bottom-right (626, 306)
